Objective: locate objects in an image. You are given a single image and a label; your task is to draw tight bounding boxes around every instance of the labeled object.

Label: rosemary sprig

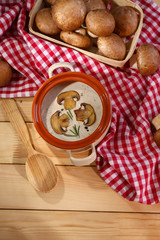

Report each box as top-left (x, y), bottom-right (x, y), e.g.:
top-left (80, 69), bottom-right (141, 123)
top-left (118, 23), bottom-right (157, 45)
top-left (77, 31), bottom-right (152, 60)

top-left (63, 124), bottom-right (80, 137)
top-left (73, 124), bottom-right (80, 135)
top-left (67, 109), bottom-right (73, 120)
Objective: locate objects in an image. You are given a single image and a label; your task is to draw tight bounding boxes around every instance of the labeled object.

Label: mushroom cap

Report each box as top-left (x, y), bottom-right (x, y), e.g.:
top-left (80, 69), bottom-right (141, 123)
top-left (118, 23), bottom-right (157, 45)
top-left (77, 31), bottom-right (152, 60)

top-left (35, 8), bottom-right (60, 35)
top-left (112, 6), bottom-right (139, 37)
top-left (136, 44), bottom-right (160, 76)
top-left (85, 9), bottom-right (115, 37)
top-left (51, 0), bottom-right (87, 31)
top-left (60, 30), bottom-right (91, 49)
top-left (0, 59), bottom-right (12, 87)
top-left (153, 128), bottom-right (160, 147)
top-left (83, 0), bottom-right (106, 13)
top-left (97, 33), bottom-right (126, 60)
top-left (151, 114), bottom-right (160, 131)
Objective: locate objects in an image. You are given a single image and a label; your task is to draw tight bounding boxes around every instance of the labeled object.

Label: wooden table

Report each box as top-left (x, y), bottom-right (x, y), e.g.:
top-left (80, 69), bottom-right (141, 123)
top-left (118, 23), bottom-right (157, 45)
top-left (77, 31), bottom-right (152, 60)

top-left (1, 1), bottom-right (160, 238)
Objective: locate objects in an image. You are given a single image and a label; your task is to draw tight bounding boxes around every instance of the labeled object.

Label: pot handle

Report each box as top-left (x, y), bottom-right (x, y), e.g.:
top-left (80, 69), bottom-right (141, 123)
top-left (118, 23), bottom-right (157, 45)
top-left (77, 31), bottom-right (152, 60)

top-left (67, 144), bottom-right (97, 166)
top-left (48, 62), bottom-right (74, 78)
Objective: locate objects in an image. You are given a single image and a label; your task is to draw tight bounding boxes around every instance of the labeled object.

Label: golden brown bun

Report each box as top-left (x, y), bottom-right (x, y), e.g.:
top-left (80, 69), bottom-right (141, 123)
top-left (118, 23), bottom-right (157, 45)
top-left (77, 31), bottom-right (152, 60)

top-left (112, 6), bottom-right (139, 37)
top-left (97, 33), bottom-right (126, 60)
top-left (35, 8), bottom-right (60, 35)
top-left (83, 0), bottom-right (106, 12)
top-left (52, 0), bottom-right (87, 31)
top-left (0, 59), bottom-right (12, 87)
top-left (137, 44), bottom-right (160, 76)
top-left (85, 9), bottom-right (115, 37)
top-left (60, 30), bottom-right (91, 49)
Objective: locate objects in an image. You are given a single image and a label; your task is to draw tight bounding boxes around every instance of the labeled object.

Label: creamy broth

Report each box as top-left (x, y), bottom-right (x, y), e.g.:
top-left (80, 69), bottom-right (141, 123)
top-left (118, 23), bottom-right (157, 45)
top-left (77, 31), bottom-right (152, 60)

top-left (41, 82), bottom-right (103, 141)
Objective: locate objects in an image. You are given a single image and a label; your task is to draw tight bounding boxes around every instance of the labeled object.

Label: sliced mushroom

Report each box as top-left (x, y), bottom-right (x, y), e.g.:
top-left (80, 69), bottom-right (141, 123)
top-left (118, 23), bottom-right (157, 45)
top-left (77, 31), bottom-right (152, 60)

top-left (51, 111), bottom-right (70, 134)
top-left (57, 90), bottom-right (80, 110)
top-left (74, 103), bottom-right (96, 126)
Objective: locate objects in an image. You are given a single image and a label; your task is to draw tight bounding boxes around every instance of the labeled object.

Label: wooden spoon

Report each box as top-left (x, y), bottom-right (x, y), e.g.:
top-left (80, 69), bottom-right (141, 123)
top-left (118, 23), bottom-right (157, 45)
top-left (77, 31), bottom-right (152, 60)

top-left (2, 99), bottom-right (58, 192)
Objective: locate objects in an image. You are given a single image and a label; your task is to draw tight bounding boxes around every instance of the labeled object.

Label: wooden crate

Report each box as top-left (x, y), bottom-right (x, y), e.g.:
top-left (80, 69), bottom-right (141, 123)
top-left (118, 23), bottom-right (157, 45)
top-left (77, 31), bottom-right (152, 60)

top-left (29, 0), bottom-right (143, 68)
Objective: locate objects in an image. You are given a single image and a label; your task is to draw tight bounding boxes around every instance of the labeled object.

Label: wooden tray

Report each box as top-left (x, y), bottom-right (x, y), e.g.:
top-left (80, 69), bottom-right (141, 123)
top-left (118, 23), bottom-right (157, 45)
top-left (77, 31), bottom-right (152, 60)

top-left (29, 0), bottom-right (143, 68)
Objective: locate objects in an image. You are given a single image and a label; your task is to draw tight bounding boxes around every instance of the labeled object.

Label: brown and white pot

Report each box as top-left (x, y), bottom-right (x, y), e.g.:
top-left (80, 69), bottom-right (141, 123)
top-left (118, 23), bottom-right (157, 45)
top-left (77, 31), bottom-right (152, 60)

top-left (32, 62), bottom-right (111, 166)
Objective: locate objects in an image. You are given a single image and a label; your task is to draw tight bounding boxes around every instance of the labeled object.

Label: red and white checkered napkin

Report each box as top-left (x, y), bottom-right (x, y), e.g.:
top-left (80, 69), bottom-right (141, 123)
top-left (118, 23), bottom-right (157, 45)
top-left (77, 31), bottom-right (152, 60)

top-left (0, 0), bottom-right (160, 204)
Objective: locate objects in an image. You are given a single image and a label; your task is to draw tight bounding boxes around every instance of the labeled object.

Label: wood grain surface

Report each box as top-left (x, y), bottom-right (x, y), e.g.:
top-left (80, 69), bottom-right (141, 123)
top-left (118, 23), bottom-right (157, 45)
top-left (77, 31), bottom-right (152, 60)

top-left (1, 96), bottom-right (160, 239)
top-left (1, 164), bottom-right (160, 213)
top-left (1, 210), bottom-right (160, 240)
top-left (1, 1), bottom-right (160, 239)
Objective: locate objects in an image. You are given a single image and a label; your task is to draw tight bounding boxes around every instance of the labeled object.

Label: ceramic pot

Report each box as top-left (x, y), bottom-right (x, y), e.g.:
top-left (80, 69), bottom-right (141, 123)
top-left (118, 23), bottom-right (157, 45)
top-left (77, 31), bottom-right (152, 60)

top-left (32, 62), bottom-right (111, 166)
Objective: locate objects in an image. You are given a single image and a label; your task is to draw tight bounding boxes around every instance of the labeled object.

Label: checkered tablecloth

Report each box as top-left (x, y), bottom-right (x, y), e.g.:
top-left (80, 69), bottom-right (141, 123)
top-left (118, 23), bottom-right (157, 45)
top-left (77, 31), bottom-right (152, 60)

top-left (0, 0), bottom-right (160, 204)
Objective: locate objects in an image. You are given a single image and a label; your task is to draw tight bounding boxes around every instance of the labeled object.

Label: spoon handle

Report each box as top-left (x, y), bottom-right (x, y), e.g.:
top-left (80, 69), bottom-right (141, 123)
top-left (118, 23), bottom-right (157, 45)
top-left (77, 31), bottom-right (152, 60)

top-left (1, 99), bottom-right (34, 155)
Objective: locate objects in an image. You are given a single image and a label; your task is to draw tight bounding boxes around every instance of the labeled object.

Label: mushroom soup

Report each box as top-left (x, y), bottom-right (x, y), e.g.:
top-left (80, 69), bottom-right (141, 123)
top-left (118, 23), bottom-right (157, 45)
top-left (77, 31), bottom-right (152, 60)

top-left (41, 81), bottom-right (103, 141)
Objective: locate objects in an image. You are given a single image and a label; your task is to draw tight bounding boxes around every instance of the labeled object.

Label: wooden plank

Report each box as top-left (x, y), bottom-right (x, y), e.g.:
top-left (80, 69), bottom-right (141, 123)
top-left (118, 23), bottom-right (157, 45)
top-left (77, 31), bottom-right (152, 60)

top-left (0, 122), bottom-right (69, 164)
top-left (0, 164), bottom-right (160, 213)
top-left (0, 98), bottom-right (33, 122)
top-left (0, 122), bottom-right (91, 165)
top-left (0, 122), bottom-right (27, 163)
top-left (0, 210), bottom-right (160, 240)
top-left (0, 106), bottom-right (93, 165)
